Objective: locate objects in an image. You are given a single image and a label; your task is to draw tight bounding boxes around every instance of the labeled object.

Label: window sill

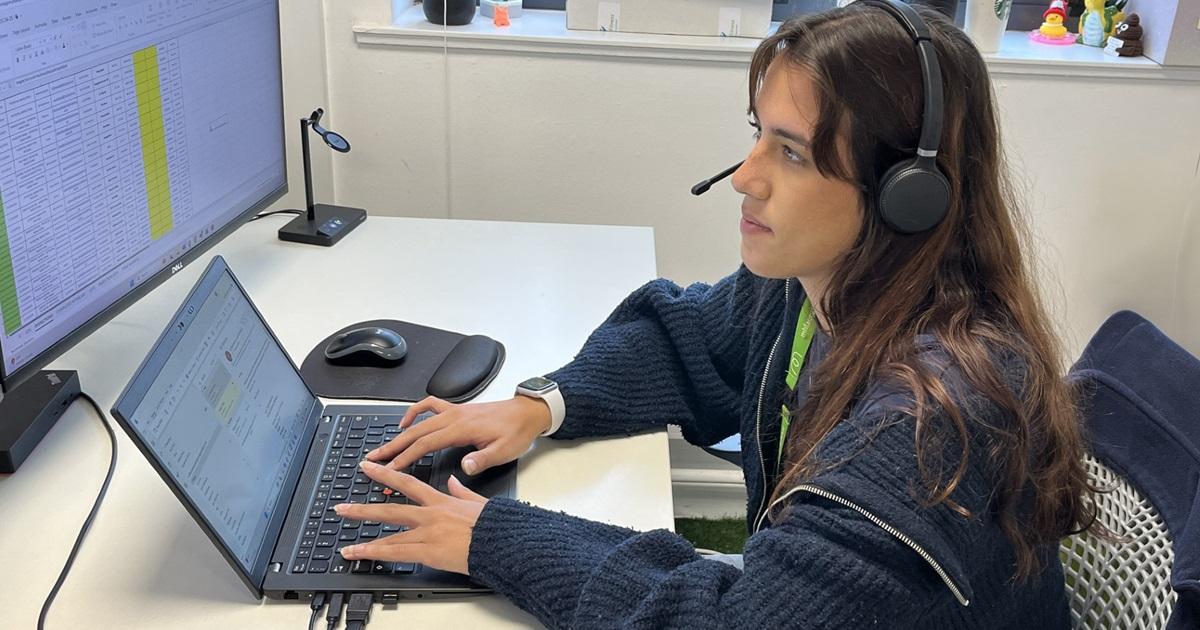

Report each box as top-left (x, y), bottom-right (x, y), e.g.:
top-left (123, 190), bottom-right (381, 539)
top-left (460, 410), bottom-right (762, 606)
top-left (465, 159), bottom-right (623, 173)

top-left (353, 5), bottom-right (1200, 81)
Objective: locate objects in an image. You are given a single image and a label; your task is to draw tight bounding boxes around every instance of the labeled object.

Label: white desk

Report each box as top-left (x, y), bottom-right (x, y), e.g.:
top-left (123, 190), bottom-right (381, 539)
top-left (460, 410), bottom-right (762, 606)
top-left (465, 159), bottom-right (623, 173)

top-left (0, 216), bottom-right (672, 629)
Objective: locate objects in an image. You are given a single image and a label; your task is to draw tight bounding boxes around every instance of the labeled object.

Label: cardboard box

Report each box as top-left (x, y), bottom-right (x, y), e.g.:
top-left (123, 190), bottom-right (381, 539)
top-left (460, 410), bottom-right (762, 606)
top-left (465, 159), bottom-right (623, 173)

top-left (1126, 0), bottom-right (1200, 66)
top-left (566, 0), bottom-right (774, 38)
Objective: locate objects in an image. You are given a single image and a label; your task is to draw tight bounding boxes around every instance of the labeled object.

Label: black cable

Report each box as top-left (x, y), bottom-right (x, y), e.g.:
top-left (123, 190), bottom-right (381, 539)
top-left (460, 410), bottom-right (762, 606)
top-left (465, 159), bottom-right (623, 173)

top-left (249, 209), bottom-right (302, 222)
top-left (37, 392), bottom-right (117, 630)
top-left (308, 593), bottom-right (328, 630)
top-left (344, 593), bottom-right (373, 630)
top-left (326, 592), bottom-right (345, 630)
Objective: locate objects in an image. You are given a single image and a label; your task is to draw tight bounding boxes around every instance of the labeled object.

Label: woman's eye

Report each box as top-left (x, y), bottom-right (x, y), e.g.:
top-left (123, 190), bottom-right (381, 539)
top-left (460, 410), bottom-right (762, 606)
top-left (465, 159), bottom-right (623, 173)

top-left (782, 145), bottom-right (806, 165)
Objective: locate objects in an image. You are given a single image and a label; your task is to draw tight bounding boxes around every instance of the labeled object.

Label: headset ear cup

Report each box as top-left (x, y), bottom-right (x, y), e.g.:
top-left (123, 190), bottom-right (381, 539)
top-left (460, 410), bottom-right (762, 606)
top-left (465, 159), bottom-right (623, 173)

top-left (877, 158), bottom-right (951, 234)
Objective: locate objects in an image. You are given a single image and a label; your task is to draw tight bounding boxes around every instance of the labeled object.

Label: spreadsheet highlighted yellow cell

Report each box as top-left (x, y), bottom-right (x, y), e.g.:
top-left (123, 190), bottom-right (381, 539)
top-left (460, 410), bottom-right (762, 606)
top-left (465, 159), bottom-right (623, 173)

top-left (133, 46), bottom-right (174, 240)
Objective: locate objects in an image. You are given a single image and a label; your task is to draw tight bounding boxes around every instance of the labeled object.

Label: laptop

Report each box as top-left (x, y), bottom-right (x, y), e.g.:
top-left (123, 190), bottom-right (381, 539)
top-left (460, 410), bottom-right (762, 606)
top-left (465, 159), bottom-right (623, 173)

top-left (111, 255), bottom-right (516, 601)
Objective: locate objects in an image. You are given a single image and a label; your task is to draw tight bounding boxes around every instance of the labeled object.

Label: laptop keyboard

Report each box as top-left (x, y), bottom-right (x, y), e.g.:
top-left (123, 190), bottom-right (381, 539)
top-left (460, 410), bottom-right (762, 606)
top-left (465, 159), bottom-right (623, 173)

top-left (290, 413), bottom-right (435, 576)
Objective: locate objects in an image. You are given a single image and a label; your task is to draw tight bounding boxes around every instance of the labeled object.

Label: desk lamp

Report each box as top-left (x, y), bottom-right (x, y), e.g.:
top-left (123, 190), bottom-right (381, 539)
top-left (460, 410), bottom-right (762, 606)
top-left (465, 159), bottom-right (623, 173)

top-left (278, 107), bottom-right (367, 247)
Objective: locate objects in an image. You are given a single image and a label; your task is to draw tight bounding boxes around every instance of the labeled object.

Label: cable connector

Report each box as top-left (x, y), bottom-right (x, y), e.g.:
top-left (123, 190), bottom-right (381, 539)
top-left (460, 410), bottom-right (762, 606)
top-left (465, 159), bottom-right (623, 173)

top-left (308, 593), bottom-right (328, 630)
top-left (326, 592), bottom-right (345, 630)
top-left (345, 593), bottom-right (374, 630)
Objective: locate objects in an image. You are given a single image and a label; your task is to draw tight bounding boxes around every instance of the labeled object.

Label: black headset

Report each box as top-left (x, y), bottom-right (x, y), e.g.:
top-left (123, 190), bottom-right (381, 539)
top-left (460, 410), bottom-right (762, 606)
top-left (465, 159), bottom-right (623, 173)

top-left (692, 0), bottom-right (951, 235)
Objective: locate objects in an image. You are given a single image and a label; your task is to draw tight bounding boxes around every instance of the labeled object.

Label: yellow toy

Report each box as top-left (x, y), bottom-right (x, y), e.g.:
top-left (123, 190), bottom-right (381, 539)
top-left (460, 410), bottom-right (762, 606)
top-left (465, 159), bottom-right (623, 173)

top-left (1040, 1), bottom-right (1067, 38)
top-left (1030, 0), bottom-right (1073, 45)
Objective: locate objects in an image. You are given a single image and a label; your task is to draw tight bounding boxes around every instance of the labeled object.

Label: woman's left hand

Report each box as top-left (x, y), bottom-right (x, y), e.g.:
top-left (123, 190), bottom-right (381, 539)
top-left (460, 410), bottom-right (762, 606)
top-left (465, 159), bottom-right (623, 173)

top-left (334, 460), bottom-right (487, 575)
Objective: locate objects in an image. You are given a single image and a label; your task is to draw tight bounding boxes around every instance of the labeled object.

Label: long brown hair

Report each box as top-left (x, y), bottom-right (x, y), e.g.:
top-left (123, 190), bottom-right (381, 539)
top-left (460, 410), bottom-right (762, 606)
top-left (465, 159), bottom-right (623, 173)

top-left (754, 4), bottom-right (1097, 581)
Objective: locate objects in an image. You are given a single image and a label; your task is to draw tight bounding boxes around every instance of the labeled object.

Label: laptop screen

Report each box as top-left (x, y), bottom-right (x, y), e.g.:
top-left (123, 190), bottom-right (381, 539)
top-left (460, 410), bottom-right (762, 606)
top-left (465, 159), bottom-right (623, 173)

top-left (114, 257), bottom-right (317, 583)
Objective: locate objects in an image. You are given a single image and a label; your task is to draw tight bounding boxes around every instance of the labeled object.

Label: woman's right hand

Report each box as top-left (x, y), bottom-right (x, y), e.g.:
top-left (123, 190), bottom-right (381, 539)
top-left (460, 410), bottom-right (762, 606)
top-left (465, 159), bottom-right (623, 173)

top-left (366, 395), bottom-right (552, 476)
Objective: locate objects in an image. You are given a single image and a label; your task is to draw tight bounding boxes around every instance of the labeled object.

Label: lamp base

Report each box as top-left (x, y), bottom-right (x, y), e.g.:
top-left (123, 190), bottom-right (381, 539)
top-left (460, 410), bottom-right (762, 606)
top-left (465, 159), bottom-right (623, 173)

top-left (277, 203), bottom-right (367, 247)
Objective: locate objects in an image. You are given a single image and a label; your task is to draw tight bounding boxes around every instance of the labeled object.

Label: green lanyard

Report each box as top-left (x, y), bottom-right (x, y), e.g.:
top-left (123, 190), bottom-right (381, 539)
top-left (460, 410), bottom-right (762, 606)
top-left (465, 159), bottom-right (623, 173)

top-left (777, 298), bottom-right (816, 470)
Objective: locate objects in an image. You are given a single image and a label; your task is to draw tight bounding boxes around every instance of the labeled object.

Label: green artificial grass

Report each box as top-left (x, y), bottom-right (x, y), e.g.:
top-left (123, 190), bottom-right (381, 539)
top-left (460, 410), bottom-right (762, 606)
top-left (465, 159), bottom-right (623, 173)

top-left (676, 517), bottom-right (749, 554)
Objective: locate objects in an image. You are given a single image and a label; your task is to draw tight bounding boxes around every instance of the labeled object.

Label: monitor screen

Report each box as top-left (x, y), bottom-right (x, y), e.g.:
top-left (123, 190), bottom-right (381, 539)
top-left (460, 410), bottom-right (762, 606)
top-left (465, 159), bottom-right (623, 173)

top-left (0, 0), bottom-right (286, 390)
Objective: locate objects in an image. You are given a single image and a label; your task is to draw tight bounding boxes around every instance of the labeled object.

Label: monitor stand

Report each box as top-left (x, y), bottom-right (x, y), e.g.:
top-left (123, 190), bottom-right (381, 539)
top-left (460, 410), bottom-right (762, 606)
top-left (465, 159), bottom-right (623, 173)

top-left (0, 370), bottom-right (81, 473)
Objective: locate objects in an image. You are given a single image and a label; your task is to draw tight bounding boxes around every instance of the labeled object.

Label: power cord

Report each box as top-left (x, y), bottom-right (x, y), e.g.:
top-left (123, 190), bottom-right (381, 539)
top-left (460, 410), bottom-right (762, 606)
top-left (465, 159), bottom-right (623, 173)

top-left (308, 593), bottom-right (328, 630)
top-left (345, 593), bottom-right (373, 630)
top-left (37, 392), bottom-right (117, 630)
top-left (249, 209), bottom-right (302, 222)
top-left (325, 592), bottom-right (345, 630)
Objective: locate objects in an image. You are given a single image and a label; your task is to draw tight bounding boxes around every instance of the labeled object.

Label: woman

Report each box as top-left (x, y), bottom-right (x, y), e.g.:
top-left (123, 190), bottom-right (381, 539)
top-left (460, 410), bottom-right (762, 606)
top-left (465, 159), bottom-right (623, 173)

top-left (333, 3), bottom-right (1098, 627)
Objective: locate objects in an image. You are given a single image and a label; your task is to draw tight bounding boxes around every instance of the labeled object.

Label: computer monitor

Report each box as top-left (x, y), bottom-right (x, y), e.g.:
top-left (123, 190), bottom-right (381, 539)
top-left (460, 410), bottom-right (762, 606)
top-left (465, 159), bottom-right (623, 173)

top-left (0, 0), bottom-right (287, 471)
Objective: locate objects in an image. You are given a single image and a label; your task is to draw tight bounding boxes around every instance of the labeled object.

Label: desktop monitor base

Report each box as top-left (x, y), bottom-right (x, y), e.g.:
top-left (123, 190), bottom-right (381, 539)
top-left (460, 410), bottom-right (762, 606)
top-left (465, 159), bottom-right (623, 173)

top-left (0, 370), bottom-right (81, 473)
top-left (277, 204), bottom-right (367, 247)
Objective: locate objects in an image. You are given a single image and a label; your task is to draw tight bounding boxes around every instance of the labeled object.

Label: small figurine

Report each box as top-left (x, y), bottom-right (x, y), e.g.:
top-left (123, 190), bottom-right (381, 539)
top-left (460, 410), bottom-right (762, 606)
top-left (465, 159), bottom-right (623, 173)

top-left (1030, 0), bottom-right (1075, 45)
top-left (1103, 13), bottom-right (1144, 57)
top-left (1077, 0), bottom-right (1109, 47)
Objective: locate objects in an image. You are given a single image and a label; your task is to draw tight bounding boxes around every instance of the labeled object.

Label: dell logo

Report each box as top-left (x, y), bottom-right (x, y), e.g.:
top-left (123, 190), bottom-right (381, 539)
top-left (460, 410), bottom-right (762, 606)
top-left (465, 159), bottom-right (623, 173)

top-left (171, 261), bottom-right (184, 274)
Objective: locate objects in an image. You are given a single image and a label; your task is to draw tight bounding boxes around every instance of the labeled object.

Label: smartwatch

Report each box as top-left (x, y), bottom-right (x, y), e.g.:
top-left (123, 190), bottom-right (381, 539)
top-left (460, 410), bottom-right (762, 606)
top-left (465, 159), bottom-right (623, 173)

top-left (515, 376), bottom-right (566, 436)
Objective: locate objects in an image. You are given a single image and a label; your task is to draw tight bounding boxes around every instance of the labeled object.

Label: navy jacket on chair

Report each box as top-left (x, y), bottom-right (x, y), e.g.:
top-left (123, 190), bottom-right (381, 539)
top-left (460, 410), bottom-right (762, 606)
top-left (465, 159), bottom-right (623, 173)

top-left (1070, 310), bottom-right (1200, 630)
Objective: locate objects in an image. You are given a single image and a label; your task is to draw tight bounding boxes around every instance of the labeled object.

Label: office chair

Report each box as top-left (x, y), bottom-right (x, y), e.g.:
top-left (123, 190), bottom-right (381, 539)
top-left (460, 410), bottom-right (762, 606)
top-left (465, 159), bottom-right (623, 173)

top-left (1059, 455), bottom-right (1177, 629)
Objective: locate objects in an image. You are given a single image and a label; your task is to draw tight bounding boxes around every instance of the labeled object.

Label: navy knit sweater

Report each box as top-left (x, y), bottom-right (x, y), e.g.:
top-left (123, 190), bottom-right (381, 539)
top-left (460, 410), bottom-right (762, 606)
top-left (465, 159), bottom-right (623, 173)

top-left (466, 266), bottom-right (1070, 629)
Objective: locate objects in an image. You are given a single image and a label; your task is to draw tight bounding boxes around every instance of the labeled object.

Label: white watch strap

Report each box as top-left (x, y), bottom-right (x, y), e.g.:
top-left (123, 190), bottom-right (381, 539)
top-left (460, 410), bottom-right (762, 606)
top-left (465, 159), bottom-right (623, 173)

top-left (539, 387), bottom-right (566, 437)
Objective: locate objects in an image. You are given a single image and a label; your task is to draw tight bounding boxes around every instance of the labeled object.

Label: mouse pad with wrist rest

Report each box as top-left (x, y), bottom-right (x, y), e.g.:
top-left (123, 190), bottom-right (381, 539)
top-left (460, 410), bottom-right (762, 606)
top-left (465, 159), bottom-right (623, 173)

top-left (299, 319), bottom-right (504, 403)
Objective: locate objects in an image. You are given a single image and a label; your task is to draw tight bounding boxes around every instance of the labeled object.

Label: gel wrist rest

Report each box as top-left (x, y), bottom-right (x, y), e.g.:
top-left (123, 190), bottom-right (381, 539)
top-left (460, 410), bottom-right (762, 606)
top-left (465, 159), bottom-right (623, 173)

top-left (426, 335), bottom-right (505, 400)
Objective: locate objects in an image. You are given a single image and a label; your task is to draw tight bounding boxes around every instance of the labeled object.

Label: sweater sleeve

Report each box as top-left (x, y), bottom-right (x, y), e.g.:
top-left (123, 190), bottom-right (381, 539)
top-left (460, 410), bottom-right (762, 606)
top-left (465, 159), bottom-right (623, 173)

top-left (467, 496), bottom-right (945, 630)
top-left (544, 265), bottom-right (766, 445)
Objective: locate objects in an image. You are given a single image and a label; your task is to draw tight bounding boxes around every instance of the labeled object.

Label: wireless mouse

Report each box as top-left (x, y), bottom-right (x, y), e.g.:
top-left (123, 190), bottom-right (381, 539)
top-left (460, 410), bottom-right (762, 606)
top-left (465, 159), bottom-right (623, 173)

top-left (324, 326), bottom-right (408, 367)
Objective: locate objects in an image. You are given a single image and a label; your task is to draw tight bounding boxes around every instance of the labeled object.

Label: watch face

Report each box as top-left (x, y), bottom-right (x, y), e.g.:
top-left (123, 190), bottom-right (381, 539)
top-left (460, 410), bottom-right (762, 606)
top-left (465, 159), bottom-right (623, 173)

top-left (520, 376), bottom-right (555, 392)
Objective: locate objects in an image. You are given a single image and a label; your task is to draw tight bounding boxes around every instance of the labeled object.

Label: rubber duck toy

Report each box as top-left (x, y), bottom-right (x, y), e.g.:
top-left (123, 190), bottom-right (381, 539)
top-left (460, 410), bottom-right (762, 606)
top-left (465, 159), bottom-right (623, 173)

top-left (1103, 13), bottom-right (1144, 57)
top-left (1030, 0), bottom-right (1074, 45)
top-left (1077, 0), bottom-right (1109, 47)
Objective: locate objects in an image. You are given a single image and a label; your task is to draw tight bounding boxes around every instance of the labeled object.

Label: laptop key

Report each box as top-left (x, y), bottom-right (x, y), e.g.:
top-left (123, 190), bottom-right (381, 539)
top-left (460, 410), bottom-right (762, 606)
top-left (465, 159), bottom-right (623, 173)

top-left (321, 473), bottom-right (335, 482)
top-left (348, 431), bottom-right (365, 440)
top-left (351, 416), bottom-right (368, 430)
top-left (330, 557), bottom-right (350, 574)
top-left (365, 436), bottom-right (382, 445)
top-left (382, 524), bottom-right (400, 533)
top-left (291, 561), bottom-right (307, 573)
top-left (296, 548), bottom-right (311, 559)
top-left (351, 560), bottom-right (372, 574)
top-left (316, 536), bottom-right (336, 548)
top-left (339, 531), bottom-right (357, 542)
top-left (323, 513), bottom-right (341, 523)
top-left (372, 561), bottom-right (393, 574)
top-left (361, 525), bottom-right (380, 538)
top-left (345, 439), bottom-right (363, 449)
top-left (333, 479), bottom-right (351, 490)
top-left (302, 536), bottom-right (316, 547)
top-left (367, 428), bottom-right (383, 436)
top-left (364, 520), bottom-right (381, 526)
top-left (308, 561), bottom-right (330, 573)
top-left (337, 470), bottom-right (354, 480)
top-left (312, 548), bottom-right (332, 561)
top-left (341, 520), bottom-right (361, 529)
top-left (368, 493), bottom-right (385, 503)
top-left (394, 563), bottom-right (417, 574)
top-left (319, 524), bottom-right (338, 536)
top-left (330, 491), bottom-right (349, 501)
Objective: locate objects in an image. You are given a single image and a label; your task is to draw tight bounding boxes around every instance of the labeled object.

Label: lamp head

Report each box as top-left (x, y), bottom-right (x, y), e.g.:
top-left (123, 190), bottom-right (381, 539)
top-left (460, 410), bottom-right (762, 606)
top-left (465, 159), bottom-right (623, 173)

top-left (308, 108), bottom-right (351, 153)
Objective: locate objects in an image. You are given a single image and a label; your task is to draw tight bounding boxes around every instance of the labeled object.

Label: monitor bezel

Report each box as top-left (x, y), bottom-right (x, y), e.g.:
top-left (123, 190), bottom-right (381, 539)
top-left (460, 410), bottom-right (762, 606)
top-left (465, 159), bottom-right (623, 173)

top-left (0, 0), bottom-right (289, 395)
